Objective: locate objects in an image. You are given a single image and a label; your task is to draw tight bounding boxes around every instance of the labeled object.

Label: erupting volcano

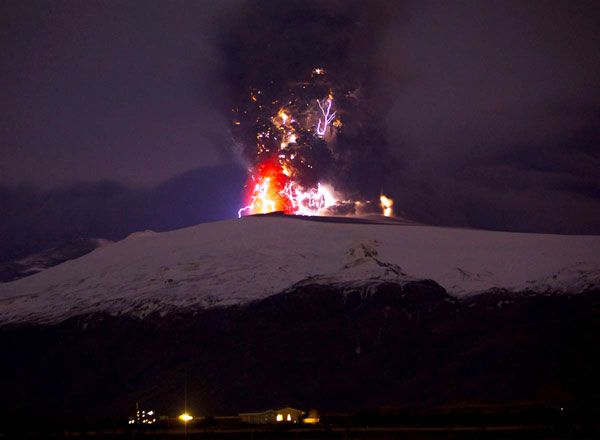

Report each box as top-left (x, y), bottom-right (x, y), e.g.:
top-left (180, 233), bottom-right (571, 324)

top-left (237, 158), bottom-right (337, 217)
top-left (236, 68), bottom-right (343, 217)
top-left (222, 1), bottom-right (403, 219)
top-left (234, 68), bottom-right (392, 218)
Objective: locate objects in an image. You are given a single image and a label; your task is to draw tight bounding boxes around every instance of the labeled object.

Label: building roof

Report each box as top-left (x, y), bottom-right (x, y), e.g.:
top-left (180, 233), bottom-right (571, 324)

top-left (239, 407), bottom-right (305, 416)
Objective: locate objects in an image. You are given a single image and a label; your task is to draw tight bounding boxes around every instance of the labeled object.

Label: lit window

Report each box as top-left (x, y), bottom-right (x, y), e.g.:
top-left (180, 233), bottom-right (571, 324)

top-left (287, 414), bottom-right (292, 421)
top-left (276, 414), bottom-right (283, 422)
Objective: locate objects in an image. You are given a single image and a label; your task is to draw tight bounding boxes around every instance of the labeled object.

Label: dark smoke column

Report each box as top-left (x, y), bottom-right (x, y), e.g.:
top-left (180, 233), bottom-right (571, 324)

top-left (220, 0), bottom-right (402, 214)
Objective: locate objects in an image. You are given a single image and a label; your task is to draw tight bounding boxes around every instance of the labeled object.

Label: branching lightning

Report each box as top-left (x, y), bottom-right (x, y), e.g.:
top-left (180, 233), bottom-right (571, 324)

top-left (316, 98), bottom-right (336, 137)
top-left (235, 68), bottom-right (395, 218)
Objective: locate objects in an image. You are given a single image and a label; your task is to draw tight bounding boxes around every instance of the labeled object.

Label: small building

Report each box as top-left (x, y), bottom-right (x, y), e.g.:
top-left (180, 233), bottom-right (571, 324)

top-left (303, 409), bottom-right (320, 424)
top-left (128, 405), bottom-right (157, 425)
top-left (239, 407), bottom-right (305, 424)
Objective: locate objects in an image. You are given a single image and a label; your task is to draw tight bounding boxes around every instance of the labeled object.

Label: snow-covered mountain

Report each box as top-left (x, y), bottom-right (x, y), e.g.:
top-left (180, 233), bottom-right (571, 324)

top-left (0, 214), bottom-right (598, 325)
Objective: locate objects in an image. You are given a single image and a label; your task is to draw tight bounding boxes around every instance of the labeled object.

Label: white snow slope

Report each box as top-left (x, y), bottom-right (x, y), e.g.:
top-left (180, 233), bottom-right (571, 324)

top-left (0, 216), bottom-right (599, 324)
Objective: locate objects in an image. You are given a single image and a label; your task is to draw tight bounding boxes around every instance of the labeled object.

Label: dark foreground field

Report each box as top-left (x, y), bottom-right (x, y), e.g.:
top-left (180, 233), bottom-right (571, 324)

top-left (5, 425), bottom-right (600, 440)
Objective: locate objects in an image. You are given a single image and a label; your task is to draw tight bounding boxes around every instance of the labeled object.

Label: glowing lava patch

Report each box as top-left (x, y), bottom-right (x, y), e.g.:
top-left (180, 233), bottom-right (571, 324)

top-left (238, 159), bottom-right (292, 217)
top-left (238, 159), bottom-right (337, 218)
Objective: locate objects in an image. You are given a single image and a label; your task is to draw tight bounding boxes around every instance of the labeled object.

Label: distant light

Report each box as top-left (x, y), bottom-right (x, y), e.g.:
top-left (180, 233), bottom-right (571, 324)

top-left (380, 194), bottom-right (394, 217)
top-left (179, 413), bottom-right (193, 422)
top-left (276, 414), bottom-right (283, 422)
top-left (287, 414), bottom-right (292, 421)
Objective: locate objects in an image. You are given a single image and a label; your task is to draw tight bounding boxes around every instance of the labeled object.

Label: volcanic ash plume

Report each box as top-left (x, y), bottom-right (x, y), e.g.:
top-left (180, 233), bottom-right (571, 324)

top-left (221, 0), bottom-right (402, 217)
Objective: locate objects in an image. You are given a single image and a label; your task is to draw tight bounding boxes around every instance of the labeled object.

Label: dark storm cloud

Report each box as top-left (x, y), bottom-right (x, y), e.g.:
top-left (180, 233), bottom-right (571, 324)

top-left (220, 0), bottom-right (404, 88)
top-left (377, 0), bottom-right (600, 233)
top-left (219, 0), bottom-right (405, 198)
top-left (0, 0), bottom-right (242, 188)
top-left (388, 103), bottom-right (600, 233)
top-left (0, 165), bottom-right (246, 262)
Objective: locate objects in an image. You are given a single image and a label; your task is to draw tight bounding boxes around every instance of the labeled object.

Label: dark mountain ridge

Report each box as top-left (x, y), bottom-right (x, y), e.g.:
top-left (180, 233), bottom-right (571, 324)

top-left (1, 279), bottom-right (598, 428)
top-left (0, 237), bottom-right (111, 283)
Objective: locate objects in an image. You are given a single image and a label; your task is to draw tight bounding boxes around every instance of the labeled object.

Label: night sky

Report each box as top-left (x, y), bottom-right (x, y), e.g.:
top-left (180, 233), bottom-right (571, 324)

top-left (1, 0), bottom-right (599, 261)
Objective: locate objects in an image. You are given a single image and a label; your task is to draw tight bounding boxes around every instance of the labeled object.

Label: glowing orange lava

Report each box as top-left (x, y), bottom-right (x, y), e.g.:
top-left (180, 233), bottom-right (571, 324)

top-left (238, 159), bottom-right (338, 217)
top-left (238, 159), bottom-right (293, 217)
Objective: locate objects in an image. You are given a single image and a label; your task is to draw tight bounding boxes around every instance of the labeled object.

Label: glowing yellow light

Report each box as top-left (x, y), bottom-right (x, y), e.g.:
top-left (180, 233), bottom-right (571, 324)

top-left (276, 414), bottom-right (283, 422)
top-left (304, 410), bottom-right (319, 424)
top-left (287, 414), bottom-right (292, 421)
top-left (179, 413), bottom-right (193, 422)
top-left (313, 67), bottom-right (325, 75)
top-left (332, 119), bottom-right (342, 128)
top-left (380, 194), bottom-right (394, 217)
top-left (251, 94), bottom-right (257, 102)
top-left (278, 110), bottom-right (289, 125)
